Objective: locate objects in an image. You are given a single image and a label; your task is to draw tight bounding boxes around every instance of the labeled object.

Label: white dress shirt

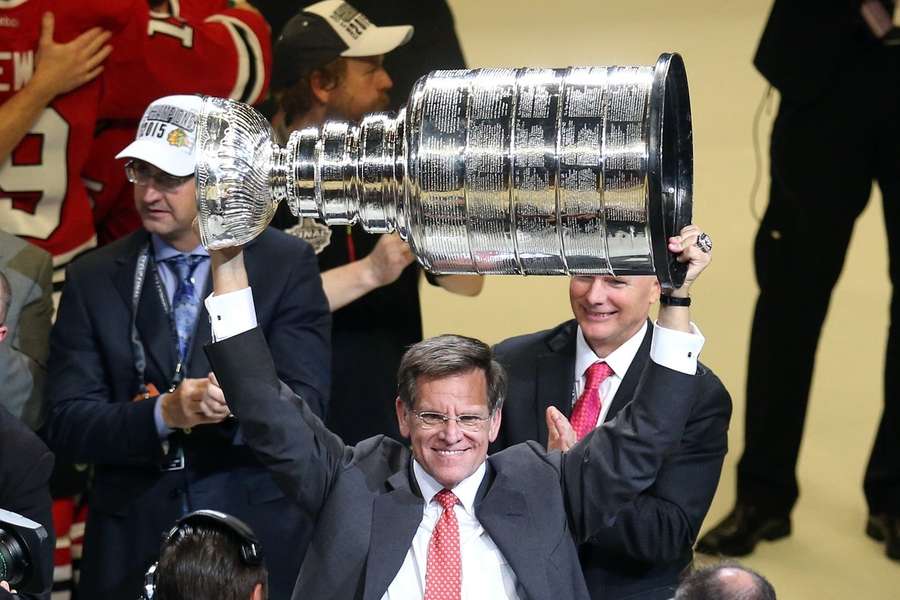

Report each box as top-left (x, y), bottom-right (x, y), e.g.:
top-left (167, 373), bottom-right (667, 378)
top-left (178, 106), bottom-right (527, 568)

top-left (383, 461), bottom-right (521, 600)
top-left (574, 321), bottom-right (705, 427)
top-left (205, 287), bottom-right (257, 341)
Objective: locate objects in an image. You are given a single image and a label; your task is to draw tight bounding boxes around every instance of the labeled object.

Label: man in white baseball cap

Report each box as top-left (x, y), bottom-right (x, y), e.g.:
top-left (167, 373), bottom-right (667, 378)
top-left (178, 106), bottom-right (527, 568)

top-left (116, 94), bottom-right (201, 251)
top-left (44, 93), bottom-right (333, 598)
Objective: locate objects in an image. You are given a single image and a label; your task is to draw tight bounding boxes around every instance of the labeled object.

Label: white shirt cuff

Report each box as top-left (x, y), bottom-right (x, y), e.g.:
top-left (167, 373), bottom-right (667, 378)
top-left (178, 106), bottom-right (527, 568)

top-left (649, 321), bottom-right (705, 375)
top-left (204, 287), bottom-right (258, 342)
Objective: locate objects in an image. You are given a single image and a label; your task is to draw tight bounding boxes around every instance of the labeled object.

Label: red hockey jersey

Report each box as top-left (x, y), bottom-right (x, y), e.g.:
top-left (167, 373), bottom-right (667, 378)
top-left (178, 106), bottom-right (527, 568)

top-left (0, 0), bottom-right (140, 269)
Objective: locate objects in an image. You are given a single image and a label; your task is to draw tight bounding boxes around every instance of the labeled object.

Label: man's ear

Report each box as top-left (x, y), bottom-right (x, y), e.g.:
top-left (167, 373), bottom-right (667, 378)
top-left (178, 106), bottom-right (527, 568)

top-left (396, 396), bottom-right (411, 438)
top-left (309, 69), bottom-right (332, 105)
top-left (487, 406), bottom-right (502, 443)
top-left (649, 278), bottom-right (661, 304)
top-left (0, 324), bottom-right (7, 343)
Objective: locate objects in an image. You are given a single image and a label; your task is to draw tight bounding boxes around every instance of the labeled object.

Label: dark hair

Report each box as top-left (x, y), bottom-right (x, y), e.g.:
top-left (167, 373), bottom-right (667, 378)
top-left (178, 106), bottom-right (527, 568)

top-left (276, 57), bottom-right (347, 128)
top-left (675, 562), bottom-right (775, 600)
top-left (0, 270), bottom-right (11, 326)
top-left (155, 520), bottom-right (267, 600)
top-left (397, 334), bottom-right (507, 414)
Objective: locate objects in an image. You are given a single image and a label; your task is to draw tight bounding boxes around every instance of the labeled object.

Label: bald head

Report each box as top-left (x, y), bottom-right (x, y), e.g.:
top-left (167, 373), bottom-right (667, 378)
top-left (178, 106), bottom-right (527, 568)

top-left (675, 562), bottom-right (775, 600)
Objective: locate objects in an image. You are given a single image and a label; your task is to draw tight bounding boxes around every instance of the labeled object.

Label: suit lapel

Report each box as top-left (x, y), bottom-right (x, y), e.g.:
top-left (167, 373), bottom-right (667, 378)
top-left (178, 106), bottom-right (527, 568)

top-left (364, 467), bottom-right (425, 600)
top-left (477, 464), bottom-right (550, 600)
top-left (112, 232), bottom-right (177, 384)
top-left (535, 322), bottom-right (577, 445)
top-left (603, 322), bottom-right (653, 422)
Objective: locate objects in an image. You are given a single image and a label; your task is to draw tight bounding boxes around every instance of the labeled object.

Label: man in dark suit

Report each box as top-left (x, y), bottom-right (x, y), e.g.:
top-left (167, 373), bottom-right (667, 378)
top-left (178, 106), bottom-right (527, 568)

top-left (0, 405), bottom-right (55, 600)
top-left (202, 225), bottom-right (713, 600)
top-left (492, 240), bottom-right (731, 600)
top-left (697, 0), bottom-right (900, 560)
top-left (43, 96), bottom-right (331, 599)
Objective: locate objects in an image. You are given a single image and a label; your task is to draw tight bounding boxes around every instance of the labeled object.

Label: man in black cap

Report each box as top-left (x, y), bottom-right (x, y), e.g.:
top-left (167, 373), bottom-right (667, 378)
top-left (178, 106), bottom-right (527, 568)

top-left (269, 0), bottom-right (483, 446)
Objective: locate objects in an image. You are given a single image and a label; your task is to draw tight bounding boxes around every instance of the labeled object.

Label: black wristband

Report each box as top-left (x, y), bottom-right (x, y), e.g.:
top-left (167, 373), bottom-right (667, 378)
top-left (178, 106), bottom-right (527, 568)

top-left (659, 294), bottom-right (691, 307)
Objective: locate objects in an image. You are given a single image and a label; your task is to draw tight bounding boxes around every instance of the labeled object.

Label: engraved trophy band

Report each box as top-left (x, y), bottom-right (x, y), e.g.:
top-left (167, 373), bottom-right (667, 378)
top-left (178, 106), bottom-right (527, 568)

top-left (195, 52), bottom-right (693, 288)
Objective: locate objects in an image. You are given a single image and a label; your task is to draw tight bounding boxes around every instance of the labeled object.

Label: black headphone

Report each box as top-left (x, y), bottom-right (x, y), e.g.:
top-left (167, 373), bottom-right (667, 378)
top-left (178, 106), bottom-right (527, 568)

top-left (139, 510), bottom-right (264, 600)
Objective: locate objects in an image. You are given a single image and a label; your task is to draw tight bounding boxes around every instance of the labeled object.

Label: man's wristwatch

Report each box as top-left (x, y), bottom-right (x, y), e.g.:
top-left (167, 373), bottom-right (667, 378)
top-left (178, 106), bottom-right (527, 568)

top-left (659, 293), bottom-right (691, 307)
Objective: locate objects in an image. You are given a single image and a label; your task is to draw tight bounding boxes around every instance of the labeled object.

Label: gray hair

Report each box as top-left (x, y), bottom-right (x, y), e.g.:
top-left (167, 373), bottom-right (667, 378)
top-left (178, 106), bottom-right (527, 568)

top-left (397, 334), bottom-right (507, 414)
top-left (0, 270), bottom-right (10, 326)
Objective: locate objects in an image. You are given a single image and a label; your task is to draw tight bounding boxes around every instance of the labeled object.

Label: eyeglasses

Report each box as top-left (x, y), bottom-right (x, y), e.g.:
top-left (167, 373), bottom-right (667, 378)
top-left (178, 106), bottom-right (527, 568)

top-left (412, 410), bottom-right (492, 431)
top-left (125, 160), bottom-right (192, 193)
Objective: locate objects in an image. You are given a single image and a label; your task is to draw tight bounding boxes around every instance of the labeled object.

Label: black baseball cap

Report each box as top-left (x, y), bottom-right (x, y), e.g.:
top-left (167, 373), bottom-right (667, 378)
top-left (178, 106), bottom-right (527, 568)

top-left (272, 0), bottom-right (414, 91)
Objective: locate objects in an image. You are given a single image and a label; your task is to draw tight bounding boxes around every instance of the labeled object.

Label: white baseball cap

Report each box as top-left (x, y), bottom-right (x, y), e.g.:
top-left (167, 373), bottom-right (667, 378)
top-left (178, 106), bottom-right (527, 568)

top-left (116, 95), bottom-right (203, 177)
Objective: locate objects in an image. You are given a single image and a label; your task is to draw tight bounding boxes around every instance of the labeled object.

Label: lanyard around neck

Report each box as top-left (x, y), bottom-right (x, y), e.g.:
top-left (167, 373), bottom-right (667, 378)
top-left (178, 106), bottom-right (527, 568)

top-left (131, 243), bottom-right (192, 398)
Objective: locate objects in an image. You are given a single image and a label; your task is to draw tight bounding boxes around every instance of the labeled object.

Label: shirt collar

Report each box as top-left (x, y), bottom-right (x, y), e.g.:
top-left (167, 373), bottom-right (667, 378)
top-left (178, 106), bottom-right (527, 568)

top-left (151, 234), bottom-right (209, 261)
top-left (575, 320), bottom-right (647, 380)
top-left (412, 459), bottom-right (486, 516)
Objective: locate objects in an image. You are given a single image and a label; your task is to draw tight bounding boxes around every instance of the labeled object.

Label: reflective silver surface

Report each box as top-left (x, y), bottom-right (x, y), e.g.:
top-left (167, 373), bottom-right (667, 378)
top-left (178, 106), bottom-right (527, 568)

top-left (196, 53), bottom-right (693, 287)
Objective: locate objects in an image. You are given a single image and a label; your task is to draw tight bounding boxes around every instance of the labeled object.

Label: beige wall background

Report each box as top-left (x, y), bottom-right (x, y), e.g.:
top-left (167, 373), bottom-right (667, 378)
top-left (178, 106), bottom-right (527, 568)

top-left (418, 1), bottom-right (900, 597)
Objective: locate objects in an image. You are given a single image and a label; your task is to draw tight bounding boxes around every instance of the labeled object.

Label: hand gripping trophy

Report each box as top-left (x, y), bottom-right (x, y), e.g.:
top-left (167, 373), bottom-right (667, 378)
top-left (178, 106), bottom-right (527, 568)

top-left (194, 53), bottom-right (693, 288)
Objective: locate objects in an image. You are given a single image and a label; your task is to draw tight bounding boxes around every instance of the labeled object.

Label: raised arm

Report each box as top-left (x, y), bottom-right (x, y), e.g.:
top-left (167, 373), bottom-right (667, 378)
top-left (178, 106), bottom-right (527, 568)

top-left (320, 233), bottom-right (414, 311)
top-left (563, 225), bottom-right (715, 541)
top-left (204, 243), bottom-right (345, 517)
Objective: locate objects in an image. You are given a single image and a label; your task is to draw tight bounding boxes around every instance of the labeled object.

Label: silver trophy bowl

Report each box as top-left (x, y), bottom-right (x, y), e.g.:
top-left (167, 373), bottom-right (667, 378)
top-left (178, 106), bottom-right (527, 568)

top-left (195, 53), bottom-right (693, 288)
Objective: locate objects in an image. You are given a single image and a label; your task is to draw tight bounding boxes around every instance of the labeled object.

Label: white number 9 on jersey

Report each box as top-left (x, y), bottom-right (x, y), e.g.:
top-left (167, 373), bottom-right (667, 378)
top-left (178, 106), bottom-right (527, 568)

top-left (0, 107), bottom-right (68, 239)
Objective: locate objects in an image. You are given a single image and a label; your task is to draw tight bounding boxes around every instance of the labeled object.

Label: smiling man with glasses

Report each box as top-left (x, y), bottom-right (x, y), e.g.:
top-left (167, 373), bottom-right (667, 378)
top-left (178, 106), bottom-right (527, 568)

top-left (199, 226), bottom-right (714, 600)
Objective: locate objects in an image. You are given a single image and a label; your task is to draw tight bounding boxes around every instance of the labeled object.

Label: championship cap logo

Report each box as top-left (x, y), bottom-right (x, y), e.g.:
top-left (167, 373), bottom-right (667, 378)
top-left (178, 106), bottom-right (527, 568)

top-left (116, 95), bottom-right (203, 177)
top-left (167, 128), bottom-right (188, 148)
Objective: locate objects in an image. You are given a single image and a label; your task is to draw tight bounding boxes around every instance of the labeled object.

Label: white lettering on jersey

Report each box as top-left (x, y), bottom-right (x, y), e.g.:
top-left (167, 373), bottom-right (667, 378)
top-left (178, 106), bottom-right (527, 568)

top-left (13, 49), bottom-right (33, 90)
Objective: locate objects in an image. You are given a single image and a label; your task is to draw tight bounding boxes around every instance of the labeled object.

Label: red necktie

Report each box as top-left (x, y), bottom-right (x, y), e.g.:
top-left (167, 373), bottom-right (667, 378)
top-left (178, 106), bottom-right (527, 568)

top-left (570, 361), bottom-right (614, 439)
top-left (425, 489), bottom-right (461, 600)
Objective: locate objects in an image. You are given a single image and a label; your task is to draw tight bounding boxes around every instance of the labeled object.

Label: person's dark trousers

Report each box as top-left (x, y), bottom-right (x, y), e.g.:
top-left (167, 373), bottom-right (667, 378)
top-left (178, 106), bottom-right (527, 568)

top-left (737, 46), bottom-right (900, 518)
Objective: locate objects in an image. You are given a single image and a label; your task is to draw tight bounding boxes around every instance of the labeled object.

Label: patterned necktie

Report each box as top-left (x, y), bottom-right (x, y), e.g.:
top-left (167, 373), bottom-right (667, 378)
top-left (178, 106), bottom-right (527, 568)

top-left (167, 254), bottom-right (203, 363)
top-left (570, 361), bottom-right (615, 439)
top-left (425, 489), bottom-right (461, 600)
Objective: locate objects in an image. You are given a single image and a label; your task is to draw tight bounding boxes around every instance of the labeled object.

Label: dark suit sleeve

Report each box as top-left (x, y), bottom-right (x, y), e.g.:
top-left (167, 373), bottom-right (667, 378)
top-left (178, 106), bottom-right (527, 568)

top-left (44, 261), bottom-right (163, 465)
top-left (257, 236), bottom-right (331, 418)
top-left (562, 360), bottom-right (699, 544)
top-left (584, 368), bottom-right (731, 562)
top-left (207, 327), bottom-right (346, 518)
top-left (0, 411), bottom-right (56, 600)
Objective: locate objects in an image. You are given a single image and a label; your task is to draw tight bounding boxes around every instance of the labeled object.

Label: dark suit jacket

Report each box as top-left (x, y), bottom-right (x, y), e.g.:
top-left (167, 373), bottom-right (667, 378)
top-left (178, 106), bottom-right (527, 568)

top-left (207, 326), bottom-right (701, 600)
top-left (754, 1), bottom-right (880, 102)
top-left (44, 228), bottom-right (331, 600)
top-left (0, 406), bottom-right (55, 600)
top-left (493, 321), bottom-right (731, 600)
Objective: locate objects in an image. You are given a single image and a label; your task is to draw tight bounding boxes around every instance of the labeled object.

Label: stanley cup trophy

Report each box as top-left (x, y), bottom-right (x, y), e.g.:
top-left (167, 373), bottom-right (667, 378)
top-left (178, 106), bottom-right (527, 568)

top-left (195, 53), bottom-right (693, 288)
